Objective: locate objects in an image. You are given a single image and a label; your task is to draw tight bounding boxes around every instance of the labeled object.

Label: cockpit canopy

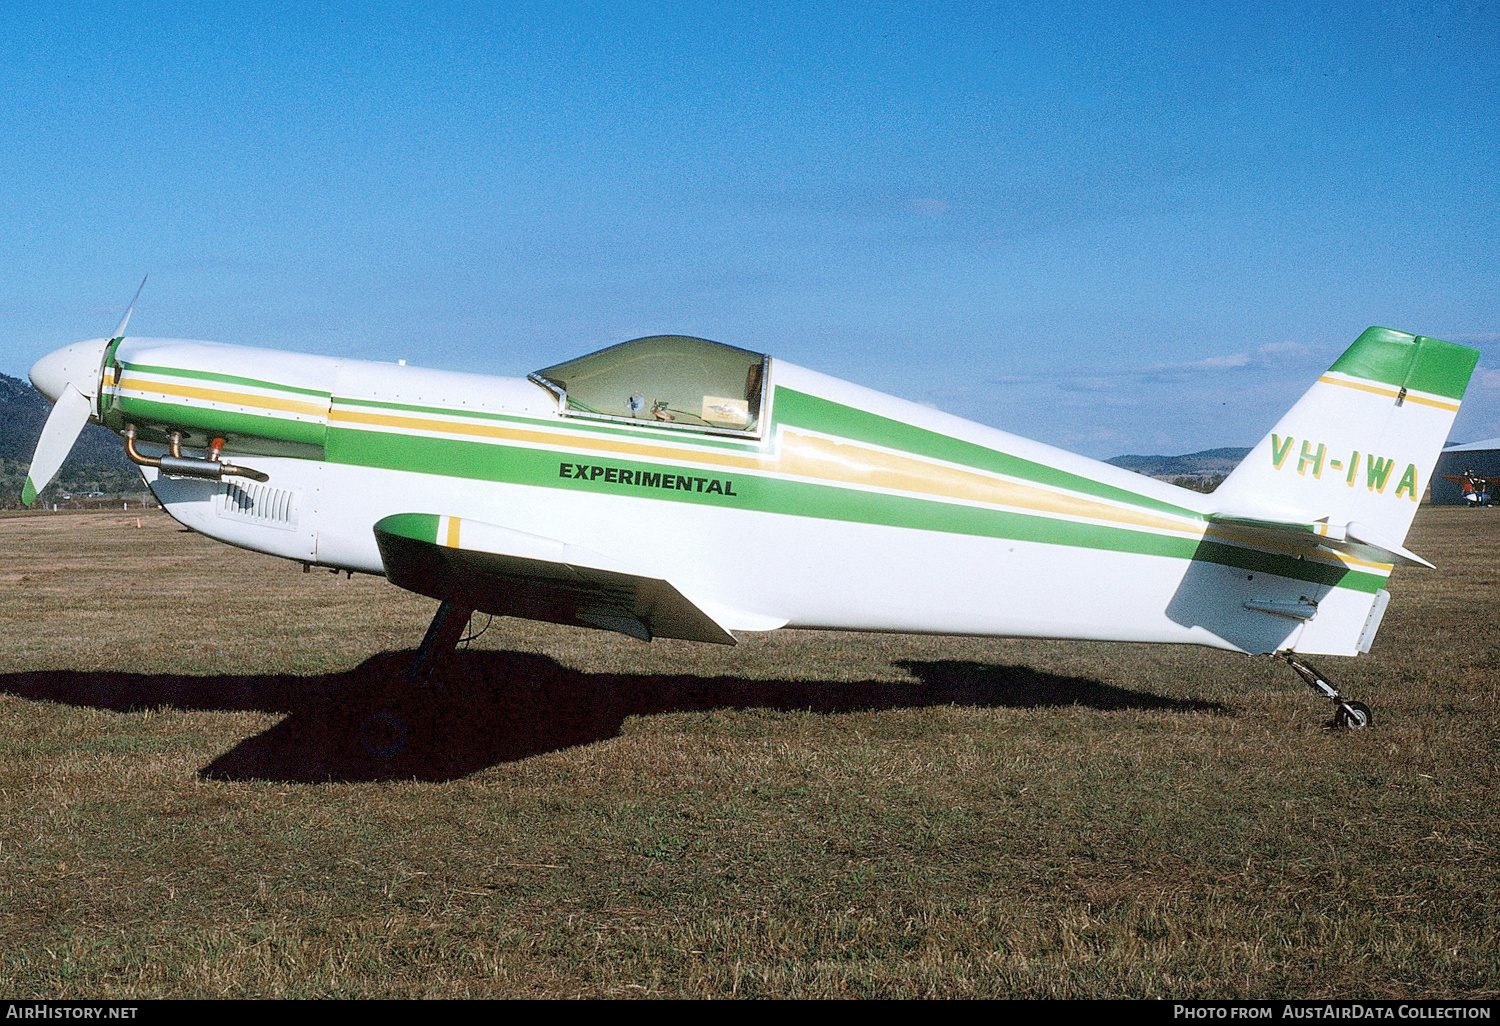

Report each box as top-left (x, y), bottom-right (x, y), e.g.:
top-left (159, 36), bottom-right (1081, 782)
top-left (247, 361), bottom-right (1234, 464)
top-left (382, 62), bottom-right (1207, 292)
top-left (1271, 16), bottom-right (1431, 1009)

top-left (530, 335), bottom-right (768, 436)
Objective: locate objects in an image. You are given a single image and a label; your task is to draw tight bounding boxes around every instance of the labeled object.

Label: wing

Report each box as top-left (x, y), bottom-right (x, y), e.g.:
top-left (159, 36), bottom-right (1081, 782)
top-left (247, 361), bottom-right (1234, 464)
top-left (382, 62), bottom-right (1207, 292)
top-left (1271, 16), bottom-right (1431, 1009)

top-left (373, 513), bottom-right (739, 644)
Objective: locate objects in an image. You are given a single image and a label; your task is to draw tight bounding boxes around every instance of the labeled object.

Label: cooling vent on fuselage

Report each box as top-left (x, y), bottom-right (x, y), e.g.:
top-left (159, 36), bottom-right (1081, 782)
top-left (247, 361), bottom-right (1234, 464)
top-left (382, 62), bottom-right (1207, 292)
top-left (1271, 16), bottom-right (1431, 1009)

top-left (217, 481), bottom-right (299, 530)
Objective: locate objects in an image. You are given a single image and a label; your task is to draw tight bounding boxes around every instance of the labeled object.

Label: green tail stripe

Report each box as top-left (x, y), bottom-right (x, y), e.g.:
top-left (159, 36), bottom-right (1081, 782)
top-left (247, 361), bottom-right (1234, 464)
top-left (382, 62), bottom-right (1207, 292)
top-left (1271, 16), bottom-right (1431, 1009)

top-left (1328, 327), bottom-right (1480, 400)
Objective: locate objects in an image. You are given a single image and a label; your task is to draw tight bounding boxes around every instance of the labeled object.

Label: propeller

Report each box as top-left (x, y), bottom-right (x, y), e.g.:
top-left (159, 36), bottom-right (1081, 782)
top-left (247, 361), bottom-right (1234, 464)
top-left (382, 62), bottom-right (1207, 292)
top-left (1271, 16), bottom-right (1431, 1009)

top-left (111, 274), bottom-right (146, 339)
top-left (22, 278), bottom-right (146, 507)
top-left (21, 384), bottom-right (93, 506)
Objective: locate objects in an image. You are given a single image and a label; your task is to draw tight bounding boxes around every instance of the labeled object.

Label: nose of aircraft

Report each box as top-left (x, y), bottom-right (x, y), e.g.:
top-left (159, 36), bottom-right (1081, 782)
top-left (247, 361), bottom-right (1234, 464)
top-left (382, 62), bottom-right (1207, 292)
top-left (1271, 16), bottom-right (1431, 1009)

top-left (29, 338), bottom-right (109, 404)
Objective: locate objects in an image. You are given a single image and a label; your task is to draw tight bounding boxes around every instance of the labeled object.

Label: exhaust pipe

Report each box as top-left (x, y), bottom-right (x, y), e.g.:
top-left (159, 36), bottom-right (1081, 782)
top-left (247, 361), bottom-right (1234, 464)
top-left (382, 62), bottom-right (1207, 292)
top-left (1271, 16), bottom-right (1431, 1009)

top-left (123, 425), bottom-right (270, 483)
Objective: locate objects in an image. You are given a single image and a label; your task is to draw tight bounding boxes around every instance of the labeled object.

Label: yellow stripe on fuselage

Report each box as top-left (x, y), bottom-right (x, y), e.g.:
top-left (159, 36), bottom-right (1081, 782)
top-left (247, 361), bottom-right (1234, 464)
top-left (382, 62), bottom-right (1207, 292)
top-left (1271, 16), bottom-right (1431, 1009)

top-left (118, 376), bottom-right (329, 418)
top-left (124, 378), bottom-right (1386, 574)
top-left (330, 405), bottom-right (1202, 537)
top-left (328, 406), bottom-right (765, 472)
top-left (776, 431), bottom-right (1203, 538)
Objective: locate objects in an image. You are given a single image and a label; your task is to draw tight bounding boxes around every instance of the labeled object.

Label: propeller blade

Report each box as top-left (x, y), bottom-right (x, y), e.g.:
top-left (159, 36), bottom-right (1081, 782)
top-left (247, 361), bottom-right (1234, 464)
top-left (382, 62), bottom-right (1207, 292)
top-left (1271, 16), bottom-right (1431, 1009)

top-left (22, 383), bottom-right (94, 506)
top-left (111, 274), bottom-right (147, 340)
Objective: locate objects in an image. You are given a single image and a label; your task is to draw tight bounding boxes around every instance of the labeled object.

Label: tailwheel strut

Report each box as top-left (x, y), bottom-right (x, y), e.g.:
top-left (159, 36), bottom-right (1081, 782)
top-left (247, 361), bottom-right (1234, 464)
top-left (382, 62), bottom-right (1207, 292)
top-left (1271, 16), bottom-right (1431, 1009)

top-left (1283, 654), bottom-right (1372, 730)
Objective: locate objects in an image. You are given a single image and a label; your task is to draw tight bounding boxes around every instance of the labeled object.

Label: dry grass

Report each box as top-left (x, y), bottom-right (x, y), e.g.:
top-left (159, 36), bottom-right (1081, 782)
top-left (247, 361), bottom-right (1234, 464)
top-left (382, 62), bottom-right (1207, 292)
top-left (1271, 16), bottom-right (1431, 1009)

top-left (0, 506), bottom-right (1495, 998)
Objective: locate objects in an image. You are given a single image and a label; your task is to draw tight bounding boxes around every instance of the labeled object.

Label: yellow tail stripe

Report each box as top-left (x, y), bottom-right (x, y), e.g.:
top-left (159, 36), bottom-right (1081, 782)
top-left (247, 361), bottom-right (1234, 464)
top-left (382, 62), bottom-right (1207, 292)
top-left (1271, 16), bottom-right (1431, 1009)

top-left (1317, 375), bottom-right (1461, 412)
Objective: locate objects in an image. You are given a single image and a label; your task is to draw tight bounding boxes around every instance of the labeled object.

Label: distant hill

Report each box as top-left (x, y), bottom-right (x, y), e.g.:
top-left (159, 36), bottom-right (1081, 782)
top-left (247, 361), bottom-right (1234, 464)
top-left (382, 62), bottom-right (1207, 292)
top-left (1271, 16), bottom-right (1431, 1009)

top-left (0, 371), bottom-right (146, 507)
top-left (1106, 447), bottom-right (1251, 492)
top-left (1106, 447), bottom-right (1251, 477)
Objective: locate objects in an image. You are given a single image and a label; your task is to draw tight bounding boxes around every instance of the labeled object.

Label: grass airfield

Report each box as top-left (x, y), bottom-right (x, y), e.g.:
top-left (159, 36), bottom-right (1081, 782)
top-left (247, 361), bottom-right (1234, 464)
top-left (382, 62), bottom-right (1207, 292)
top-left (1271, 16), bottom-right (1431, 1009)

top-left (0, 507), bottom-right (1495, 998)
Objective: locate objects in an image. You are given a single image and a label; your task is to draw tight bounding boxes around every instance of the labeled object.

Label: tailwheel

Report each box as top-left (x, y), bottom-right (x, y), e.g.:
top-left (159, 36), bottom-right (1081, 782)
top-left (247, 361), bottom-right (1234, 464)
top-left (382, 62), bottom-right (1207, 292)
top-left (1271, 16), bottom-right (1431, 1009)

top-left (1331, 700), bottom-right (1372, 731)
top-left (1282, 654), bottom-right (1374, 732)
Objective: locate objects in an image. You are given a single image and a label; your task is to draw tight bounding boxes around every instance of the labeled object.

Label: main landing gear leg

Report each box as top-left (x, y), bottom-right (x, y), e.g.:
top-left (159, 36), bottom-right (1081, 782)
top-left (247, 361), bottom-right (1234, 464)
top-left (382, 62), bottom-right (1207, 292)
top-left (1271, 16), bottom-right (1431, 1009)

top-left (1283, 654), bottom-right (1372, 730)
top-left (403, 600), bottom-right (475, 686)
top-left (360, 601), bottom-right (476, 761)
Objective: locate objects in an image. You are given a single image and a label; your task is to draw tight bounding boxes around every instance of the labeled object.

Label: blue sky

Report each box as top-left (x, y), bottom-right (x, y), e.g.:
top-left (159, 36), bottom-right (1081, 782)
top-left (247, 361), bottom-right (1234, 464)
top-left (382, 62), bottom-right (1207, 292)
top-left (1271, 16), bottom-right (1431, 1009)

top-left (3, 1), bottom-right (1496, 457)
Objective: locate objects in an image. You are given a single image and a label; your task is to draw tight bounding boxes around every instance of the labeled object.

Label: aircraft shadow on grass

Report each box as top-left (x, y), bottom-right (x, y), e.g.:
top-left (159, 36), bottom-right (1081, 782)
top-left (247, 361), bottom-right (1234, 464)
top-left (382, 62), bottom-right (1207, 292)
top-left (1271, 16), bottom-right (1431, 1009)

top-left (0, 652), bottom-right (1226, 784)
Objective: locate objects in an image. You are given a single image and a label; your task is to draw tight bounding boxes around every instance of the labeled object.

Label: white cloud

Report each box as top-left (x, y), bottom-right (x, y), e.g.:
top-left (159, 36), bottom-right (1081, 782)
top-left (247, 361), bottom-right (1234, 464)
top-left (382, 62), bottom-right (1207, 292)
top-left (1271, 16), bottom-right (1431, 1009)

top-left (1143, 352), bottom-right (1252, 373)
top-left (1138, 341), bottom-right (1309, 377)
top-left (990, 339), bottom-right (1312, 388)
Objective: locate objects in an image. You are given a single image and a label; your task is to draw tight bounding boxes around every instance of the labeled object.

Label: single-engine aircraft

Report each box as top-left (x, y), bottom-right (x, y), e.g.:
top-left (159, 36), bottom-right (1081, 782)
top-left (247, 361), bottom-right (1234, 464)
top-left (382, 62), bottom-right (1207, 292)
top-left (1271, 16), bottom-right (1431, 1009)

top-left (1441, 469), bottom-right (1499, 507)
top-left (23, 289), bottom-right (1481, 730)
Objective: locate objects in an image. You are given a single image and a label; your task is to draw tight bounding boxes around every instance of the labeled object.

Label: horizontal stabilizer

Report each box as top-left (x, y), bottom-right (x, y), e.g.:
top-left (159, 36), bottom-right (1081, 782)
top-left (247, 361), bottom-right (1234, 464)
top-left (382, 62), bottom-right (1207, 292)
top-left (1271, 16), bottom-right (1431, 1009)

top-left (373, 513), bottom-right (739, 644)
top-left (1206, 513), bottom-right (1434, 569)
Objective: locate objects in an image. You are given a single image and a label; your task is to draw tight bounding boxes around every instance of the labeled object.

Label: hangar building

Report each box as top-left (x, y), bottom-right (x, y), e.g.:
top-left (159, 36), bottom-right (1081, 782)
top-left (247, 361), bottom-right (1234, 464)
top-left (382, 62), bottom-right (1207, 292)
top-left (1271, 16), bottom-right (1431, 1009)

top-left (1430, 437), bottom-right (1500, 505)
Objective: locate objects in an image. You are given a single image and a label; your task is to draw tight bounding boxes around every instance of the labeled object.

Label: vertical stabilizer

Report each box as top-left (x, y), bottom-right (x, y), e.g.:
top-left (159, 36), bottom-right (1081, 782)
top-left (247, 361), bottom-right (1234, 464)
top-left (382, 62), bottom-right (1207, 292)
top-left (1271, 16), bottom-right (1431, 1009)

top-left (1212, 327), bottom-right (1479, 548)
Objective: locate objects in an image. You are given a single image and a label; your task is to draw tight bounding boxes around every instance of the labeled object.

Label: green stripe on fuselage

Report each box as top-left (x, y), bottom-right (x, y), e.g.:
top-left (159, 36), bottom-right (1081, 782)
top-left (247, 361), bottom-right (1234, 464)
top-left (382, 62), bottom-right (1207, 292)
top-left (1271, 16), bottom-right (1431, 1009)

top-left (331, 395), bottom-right (768, 452)
top-left (120, 363), bottom-right (332, 398)
top-left (108, 396), bottom-right (328, 449)
top-left (770, 388), bottom-right (1202, 520)
top-left (326, 425), bottom-right (1384, 594)
top-left (110, 358), bottom-right (1381, 593)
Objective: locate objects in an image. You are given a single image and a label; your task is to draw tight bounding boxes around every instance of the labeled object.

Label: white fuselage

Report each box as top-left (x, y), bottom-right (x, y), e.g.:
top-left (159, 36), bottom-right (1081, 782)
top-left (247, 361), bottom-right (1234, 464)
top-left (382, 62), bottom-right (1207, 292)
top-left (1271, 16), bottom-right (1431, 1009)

top-left (112, 337), bottom-right (1391, 657)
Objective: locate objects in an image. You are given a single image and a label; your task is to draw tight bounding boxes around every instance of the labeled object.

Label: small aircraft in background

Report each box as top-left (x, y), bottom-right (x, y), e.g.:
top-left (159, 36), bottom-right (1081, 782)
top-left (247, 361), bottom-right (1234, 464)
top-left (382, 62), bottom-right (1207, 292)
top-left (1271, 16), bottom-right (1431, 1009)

top-left (23, 286), bottom-right (1481, 731)
top-left (1442, 470), bottom-right (1499, 507)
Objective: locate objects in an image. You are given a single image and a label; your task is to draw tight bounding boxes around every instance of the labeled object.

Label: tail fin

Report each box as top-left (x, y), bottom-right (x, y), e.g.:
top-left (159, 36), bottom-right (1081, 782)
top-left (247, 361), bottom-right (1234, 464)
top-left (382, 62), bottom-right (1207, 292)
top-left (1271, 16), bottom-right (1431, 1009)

top-left (1213, 327), bottom-right (1480, 550)
top-left (1203, 328), bottom-right (1478, 657)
